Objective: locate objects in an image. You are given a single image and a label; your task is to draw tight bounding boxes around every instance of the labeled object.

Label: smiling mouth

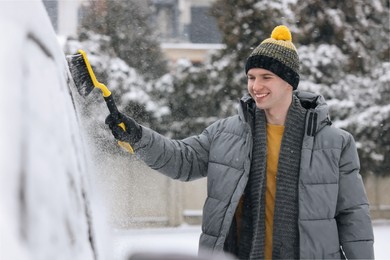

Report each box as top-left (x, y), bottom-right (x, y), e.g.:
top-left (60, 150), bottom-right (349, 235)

top-left (255, 93), bottom-right (269, 98)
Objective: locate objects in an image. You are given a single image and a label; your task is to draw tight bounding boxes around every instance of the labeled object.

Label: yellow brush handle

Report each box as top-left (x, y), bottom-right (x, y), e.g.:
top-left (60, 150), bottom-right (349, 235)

top-left (117, 123), bottom-right (134, 154)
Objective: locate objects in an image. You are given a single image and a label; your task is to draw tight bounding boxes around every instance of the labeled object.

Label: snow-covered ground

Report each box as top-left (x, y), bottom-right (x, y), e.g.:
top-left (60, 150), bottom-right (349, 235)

top-left (113, 221), bottom-right (390, 260)
top-left (113, 225), bottom-right (201, 259)
top-left (373, 220), bottom-right (390, 260)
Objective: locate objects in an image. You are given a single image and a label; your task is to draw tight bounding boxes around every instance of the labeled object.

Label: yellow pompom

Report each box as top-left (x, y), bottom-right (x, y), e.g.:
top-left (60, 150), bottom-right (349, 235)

top-left (271, 25), bottom-right (292, 41)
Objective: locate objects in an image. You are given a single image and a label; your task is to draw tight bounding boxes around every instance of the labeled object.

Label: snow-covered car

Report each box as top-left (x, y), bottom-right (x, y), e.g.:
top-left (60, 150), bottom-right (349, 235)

top-left (0, 2), bottom-right (107, 259)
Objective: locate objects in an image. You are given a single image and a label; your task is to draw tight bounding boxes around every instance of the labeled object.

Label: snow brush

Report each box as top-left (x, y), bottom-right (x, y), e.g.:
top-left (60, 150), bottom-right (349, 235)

top-left (67, 49), bottom-right (134, 154)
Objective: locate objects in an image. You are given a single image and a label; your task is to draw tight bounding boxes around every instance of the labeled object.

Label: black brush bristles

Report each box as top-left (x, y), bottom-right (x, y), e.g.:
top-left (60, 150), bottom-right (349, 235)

top-left (67, 53), bottom-right (95, 97)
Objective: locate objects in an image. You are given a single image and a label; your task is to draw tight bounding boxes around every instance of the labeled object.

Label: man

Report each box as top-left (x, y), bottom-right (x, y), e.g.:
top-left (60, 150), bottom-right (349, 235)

top-left (105, 25), bottom-right (374, 259)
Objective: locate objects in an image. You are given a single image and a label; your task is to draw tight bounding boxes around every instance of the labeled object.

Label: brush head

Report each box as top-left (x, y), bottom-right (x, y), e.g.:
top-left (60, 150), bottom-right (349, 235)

top-left (67, 53), bottom-right (95, 97)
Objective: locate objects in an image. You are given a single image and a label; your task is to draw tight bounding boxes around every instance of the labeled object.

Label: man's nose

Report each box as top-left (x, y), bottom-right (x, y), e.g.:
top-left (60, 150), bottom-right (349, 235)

top-left (252, 78), bottom-right (264, 92)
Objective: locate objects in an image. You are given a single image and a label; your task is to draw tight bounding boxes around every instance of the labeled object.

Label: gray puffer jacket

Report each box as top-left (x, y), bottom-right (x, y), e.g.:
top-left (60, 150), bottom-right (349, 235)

top-left (133, 91), bottom-right (374, 259)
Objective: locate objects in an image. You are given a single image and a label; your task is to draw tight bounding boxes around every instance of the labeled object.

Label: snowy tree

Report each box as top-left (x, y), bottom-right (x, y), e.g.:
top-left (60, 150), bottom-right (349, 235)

top-left (293, 0), bottom-right (390, 176)
top-left (294, 0), bottom-right (389, 73)
top-left (80, 0), bottom-right (168, 80)
top-left (154, 59), bottom-right (223, 139)
top-left (329, 64), bottom-right (390, 177)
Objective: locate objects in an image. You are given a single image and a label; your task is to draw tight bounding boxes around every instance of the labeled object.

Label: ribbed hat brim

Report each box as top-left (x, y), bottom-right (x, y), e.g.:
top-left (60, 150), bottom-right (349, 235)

top-left (245, 55), bottom-right (300, 90)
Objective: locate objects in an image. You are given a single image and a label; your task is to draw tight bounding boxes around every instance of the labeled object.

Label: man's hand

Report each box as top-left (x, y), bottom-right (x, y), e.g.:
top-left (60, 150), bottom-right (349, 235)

top-left (105, 113), bottom-right (142, 145)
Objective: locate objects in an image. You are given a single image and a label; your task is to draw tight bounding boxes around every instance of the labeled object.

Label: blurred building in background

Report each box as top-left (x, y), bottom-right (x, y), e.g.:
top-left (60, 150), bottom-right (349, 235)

top-left (151, 0), bottom-right (221, 43)
top-left (44, 0), bottom-right (223, 64)
top-left (150, 0), bottom-right (224, 63)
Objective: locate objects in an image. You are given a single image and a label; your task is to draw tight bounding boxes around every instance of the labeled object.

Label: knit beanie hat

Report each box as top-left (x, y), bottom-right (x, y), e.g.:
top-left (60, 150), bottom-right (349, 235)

top-left (245, 25), bottom-right (300, 89)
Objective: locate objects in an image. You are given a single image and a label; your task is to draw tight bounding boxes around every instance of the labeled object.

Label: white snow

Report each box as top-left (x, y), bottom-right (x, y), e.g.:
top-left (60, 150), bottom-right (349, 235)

top-left (112, 221), bottom-right (390, 260)
top-left (113, 225), bottom-right (201, 260)
top-left (373, 221), bottom-right (390, 260)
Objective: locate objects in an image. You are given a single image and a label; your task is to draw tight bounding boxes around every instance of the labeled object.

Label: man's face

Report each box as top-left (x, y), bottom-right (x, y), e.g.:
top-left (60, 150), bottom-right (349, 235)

top-left (247, 68), bottom-right (293, 110)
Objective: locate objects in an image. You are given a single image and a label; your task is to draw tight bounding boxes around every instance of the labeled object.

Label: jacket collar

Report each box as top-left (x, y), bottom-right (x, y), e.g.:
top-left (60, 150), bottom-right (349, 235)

top-left (238, 93), bottom-right (255, 124)
top-left (294, 91), bottom-right (332, 136)
top-left (238, 91), bottom-right (331, 136)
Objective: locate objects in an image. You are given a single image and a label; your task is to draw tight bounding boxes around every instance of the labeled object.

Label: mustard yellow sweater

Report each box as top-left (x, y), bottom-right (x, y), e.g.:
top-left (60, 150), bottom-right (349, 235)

top-left (265, 124), bottom-right (285, 259)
